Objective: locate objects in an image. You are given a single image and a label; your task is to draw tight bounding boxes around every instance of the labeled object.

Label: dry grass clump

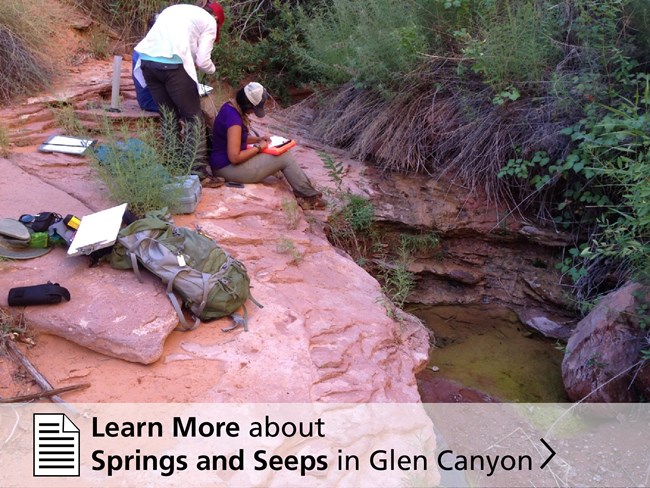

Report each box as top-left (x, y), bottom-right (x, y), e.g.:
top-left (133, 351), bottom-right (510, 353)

top-left (0, 0), bottom-right (61, 104)
top-left (307, 59), bottom-right (571, 210)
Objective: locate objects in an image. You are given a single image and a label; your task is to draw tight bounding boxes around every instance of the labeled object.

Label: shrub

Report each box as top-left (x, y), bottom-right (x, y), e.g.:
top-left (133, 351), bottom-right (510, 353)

top-left (92, 109), bottom-right (204, 216)
top-left (211, 1), bottom-right (320, 103)
top-left (580, 76), bottom-right (650, 281)
top-left (628, 0), bottom-right (650, 62)
top-left (298, 0), bottom-right (427, 89)
top-left (380, 246), bottom-right (415, 309)
top-left (466, 1), bottom-right (561, 90)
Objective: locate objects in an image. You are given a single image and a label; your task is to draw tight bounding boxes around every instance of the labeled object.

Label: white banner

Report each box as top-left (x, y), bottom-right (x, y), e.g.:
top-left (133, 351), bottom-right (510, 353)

top-left (0, 403), bottom-right (647, 487)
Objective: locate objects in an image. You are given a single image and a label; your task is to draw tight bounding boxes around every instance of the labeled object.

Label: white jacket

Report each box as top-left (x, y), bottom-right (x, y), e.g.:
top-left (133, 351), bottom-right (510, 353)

top-left (134, 4), bottom-right (217, 90)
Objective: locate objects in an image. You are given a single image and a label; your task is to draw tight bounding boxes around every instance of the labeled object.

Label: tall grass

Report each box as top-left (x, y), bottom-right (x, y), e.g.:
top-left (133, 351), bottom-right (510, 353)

top-left (0, 0), bottom-right (60, 103)
top-left (468, 2), bottom-right (561, 90)
top-left (298, 0), bottom-right (427, 89)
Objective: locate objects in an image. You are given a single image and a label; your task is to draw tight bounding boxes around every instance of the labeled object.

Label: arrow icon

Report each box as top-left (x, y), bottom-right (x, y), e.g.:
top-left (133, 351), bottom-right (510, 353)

top-left (539, 438), bottom-right (556, 469)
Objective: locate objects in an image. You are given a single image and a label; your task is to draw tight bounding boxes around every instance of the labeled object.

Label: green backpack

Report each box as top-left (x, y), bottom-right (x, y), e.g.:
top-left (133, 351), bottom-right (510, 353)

top-left (110, 213), bottom-right (260, 331)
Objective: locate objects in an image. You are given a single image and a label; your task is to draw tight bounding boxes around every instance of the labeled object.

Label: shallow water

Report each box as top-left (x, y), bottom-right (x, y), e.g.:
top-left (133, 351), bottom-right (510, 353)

top-left (408, 304), bottom-right (568, 402)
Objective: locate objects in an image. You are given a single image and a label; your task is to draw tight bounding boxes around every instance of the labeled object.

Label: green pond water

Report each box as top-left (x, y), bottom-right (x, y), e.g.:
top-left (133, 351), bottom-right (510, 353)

top-left (408, 304), bottom-right (569, 402)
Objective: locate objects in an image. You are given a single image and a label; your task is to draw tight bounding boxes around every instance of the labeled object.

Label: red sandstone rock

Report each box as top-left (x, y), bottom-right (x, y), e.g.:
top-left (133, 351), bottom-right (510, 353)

top-left (562, 282), bottom-right (648, 402)
top-left (0, 59), bottom-right (430, 403)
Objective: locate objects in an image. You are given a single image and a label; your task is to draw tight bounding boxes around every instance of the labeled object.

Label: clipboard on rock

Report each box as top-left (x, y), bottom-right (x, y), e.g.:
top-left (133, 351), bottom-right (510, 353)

top-left (38, 135), bottom-right (97, 156)
top-left (261, 136), bottom-right (297, 156)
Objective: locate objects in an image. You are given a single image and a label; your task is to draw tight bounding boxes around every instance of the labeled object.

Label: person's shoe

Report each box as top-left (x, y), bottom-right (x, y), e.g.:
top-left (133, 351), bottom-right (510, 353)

top-left (297, 194), bottom-right (328, 210)
top-left (201, 176), bottom-right (226, 188)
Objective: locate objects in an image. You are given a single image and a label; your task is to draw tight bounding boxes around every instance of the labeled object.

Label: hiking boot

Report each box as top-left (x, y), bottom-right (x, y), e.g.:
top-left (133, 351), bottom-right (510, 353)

top-left (297, 194), bottom-right (328, 210)
top-left (201, 176), bottom-right (226, 188)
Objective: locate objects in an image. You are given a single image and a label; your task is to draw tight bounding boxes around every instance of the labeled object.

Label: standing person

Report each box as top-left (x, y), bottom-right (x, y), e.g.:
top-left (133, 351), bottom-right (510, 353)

top-left (210, 82), bottom-right (325, 208)
top-left (133, 2), bottom-right (225, 172)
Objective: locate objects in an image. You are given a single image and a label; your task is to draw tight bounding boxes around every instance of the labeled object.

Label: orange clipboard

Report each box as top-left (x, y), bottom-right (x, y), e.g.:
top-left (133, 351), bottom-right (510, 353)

top-left (262, 139), bottom-right (296, 155)
top-left (249, 136), bottom-right (297, 156)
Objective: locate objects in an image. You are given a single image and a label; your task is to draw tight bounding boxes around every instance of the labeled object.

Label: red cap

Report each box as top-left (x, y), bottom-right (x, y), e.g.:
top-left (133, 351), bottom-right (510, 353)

top-left (207, 2), bottom-right (225, 43)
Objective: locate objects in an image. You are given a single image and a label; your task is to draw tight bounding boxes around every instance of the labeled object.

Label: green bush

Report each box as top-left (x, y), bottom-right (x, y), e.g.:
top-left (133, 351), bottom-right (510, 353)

top-left (210, 1), bottom-right (319, 103)
top-left (466, 1), bottom-right (561, 90)
top-left (211, 22), bottom-right (265, 87)
top-left (92, 109), bottom-right (205, 216)
top-left (580, 76), bottom-right (650, 277)
top-left (298, 0), bottom-right (427, 89)
top-left (327, 194), bottom-right (376, 262)
top-left (380, 245), bottom-right (416, 309)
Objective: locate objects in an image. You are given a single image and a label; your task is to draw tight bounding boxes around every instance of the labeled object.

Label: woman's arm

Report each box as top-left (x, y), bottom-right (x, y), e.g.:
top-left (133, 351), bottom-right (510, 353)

top-left (246, 134), bottom-right (270, 144)
top-left (226, 125), bottom-right (269, 164)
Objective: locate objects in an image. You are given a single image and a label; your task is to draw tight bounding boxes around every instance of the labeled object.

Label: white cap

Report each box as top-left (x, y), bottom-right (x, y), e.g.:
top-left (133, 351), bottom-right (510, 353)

top-left (244, 82), bottom-right (265, 106)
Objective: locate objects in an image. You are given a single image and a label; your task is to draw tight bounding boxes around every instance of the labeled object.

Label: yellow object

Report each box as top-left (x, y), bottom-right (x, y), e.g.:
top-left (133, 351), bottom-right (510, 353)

top-left (64, 215), bottom-right (81, 230)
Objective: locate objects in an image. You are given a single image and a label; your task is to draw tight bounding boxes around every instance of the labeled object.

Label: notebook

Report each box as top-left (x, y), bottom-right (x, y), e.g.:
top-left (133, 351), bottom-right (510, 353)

top-left (38, 135), bottom-right (96, 155)
top-left (67, 203), bottom-right (128, 256)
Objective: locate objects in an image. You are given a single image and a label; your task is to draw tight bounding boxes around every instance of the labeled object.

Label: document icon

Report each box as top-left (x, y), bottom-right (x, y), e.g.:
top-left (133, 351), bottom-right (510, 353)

top-left (33, 413), bottom-right (80, 477)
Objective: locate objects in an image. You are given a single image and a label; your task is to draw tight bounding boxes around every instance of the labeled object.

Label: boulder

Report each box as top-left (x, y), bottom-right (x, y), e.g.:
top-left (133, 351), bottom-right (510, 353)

top-left (562, 282), bottom-right (648, 402)
top-left (518, 308), bottom-right (573, 340)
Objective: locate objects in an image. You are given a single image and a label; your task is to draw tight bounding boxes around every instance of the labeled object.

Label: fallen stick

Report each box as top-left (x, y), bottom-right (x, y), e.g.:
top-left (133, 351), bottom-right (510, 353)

top-left (0, 383), bottom-right (90, 403)
top-left (5, 340), bottom-right (66, 404)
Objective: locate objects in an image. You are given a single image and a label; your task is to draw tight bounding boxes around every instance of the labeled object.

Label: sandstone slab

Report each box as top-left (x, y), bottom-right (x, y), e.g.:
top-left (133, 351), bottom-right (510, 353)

top-left (0, 157), bottom-right (178, 364)
top-left (1, 58), bottom-right (430, 403)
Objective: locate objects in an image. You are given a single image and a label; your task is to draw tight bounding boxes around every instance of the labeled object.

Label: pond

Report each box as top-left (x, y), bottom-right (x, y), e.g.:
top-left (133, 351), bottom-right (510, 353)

top-left (407, 304), bottom-right (568, 402)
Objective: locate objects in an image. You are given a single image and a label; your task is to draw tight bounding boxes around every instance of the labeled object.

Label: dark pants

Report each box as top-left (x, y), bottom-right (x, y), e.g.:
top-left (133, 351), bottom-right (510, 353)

top-left (140, 61), bottom-right (201, 121)
top-left (141, 61), bottom-right (207, 169)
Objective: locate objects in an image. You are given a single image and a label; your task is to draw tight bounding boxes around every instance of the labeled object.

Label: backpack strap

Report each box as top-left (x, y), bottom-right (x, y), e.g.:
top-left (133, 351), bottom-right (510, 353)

top-left (128, 251), bottom-right (144, 283)
top-left (221, 305), bottom-right (248, 332)
top-left (170, 291), bottom-right (200, 331)
top-left (168, 268), bottom-right (210, 332)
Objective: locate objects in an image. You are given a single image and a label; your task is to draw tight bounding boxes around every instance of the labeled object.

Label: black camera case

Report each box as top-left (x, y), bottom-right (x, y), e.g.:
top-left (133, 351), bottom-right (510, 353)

top-left (8, 282), bottom-right (71, 306)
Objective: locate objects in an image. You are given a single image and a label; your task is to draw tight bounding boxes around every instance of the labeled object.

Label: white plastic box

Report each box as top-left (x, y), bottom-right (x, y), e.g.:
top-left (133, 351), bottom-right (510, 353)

top-left (164, 175), bottom-right (202, 214)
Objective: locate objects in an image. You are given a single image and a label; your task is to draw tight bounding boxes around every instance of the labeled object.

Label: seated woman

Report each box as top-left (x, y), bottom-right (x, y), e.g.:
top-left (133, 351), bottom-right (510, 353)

top-left (210, 82), bottom-right (324, 207)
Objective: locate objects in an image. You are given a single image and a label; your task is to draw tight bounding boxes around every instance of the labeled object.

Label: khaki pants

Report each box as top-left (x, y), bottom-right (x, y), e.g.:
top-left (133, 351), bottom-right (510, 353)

top-left (213, 151), bottom-right (320, 198)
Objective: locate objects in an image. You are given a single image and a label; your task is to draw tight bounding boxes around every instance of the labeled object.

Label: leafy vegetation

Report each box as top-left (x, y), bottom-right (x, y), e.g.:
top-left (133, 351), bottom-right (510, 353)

top-left (318, 151), bottom-right (345, 192)
top-left (91, 109), bottom-right (205, 216)
top-left (298, 0), bottom-right (426, 90)
top-left (281, 198), bottom-right (301, 230)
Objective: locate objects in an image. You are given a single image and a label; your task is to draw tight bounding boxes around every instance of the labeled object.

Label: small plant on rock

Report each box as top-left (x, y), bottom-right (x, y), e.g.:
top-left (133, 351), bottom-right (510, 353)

top-left (0, 125), bottom-right (9, 157)
top-left (276, 236), bottom-right (303, 265)
top-left (327, 194), bottom-right (376, 260)
top-left (380, 242), bottom-right (416, 309)
top-left (281, 198), bottom-right (301, 230)
top-left (51, 103), bottom-right (88, 137)
top-left (318, 151), bottom-right (345, 193)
